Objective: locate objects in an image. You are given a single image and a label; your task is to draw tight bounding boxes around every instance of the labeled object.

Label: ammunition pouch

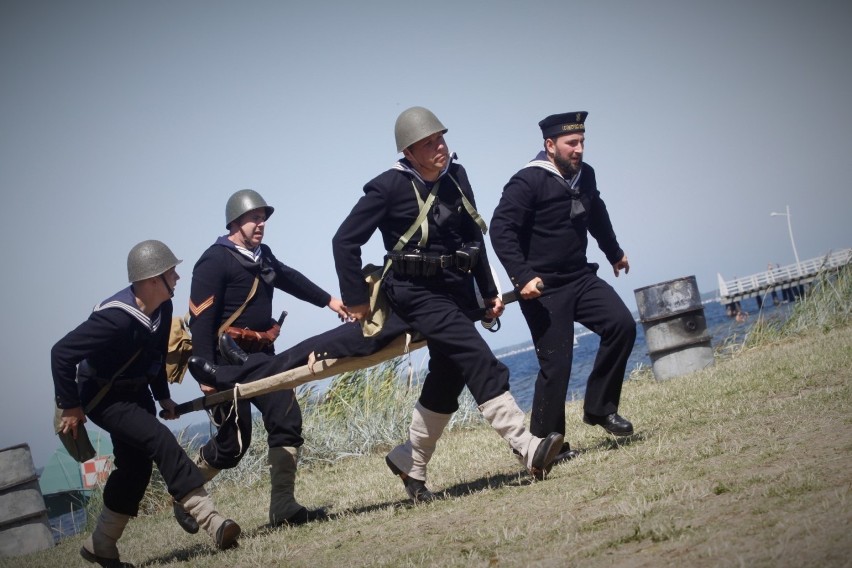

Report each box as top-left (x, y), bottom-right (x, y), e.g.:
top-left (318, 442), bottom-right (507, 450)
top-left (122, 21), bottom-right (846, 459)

top-left (387, 245), bottom-right (481, 277)
top-left (387, 251), bottom-right (449, 277)
top-left (454, 244), bottom-right (481, 273)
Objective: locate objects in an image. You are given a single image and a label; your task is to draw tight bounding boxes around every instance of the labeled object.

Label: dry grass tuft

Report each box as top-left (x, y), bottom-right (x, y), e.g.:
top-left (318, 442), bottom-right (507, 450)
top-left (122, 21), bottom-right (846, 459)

top-left (12, 267), bottom-right (851, 567)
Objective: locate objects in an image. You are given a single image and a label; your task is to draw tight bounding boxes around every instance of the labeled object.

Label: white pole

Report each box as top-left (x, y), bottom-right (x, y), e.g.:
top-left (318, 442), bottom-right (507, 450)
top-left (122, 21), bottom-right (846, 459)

top-left (784, 205), bottom-right (802, 275)
top-left (771, 205), bottom-right (802, 276)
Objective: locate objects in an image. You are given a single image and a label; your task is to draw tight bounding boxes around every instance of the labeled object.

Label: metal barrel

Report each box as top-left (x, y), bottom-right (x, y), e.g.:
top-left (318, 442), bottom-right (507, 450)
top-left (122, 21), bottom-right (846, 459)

top-left (634, 276), bottom-right (714, 380)
top-left (0, 444), bottom-right (54, 557)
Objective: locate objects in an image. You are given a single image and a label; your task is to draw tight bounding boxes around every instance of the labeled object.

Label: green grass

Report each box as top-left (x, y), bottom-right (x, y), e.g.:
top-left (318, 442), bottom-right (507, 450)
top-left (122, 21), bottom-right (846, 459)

top-left (11, 266), bottom-right (851, 567)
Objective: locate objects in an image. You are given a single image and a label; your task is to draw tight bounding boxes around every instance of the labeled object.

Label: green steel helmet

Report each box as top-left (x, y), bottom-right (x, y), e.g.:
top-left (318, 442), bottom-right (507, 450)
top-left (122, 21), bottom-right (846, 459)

top-left (127, 240), bottom-right (182, 283)
top-left (225, 189), bottom-right (275, 229)
top-left (394, 106), bottom-right (448, 153)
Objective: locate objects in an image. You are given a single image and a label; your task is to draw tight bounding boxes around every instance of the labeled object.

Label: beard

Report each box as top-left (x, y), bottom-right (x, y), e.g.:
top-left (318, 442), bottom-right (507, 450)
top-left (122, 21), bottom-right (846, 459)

top-left (553, 152), bottom-right (582, 177)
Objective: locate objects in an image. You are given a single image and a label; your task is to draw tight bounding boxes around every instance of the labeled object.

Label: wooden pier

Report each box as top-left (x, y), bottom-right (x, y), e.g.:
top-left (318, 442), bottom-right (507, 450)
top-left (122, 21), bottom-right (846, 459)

top-left (717, 248), bottom-right (852, 307)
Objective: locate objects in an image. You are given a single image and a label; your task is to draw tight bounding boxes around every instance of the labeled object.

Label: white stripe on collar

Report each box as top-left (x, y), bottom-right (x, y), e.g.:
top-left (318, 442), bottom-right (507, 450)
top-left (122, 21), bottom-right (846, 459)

top-left (525, 157), bottom-right (582, 189)
top-left (94, 301), bottom-right (161, 332)
top-left (392, 152), bottom-right (456, 184)
top-left (234, 244), bottom-right (262, 262)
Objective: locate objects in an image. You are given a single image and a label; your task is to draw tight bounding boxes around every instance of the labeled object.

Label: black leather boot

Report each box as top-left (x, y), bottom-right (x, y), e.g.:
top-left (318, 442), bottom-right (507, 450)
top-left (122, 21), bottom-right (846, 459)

top-left (385, 456), bottom-right (436, 503)
top-left (529, 432), bottom-right (564, 480)
top-left (270, 506), bottom-right (330, 527)
top-left (553, 442), bottom-right (580, 464)
top-left (187, 356), bottom-right (217, 386)
top-left (218, 334), bottom-right (248, 365)
top-left (215, 519), bottom-right (241, 550)
top-left (79, 547), bottom-right (135, 568)
top-left (173, 500), bottom-right (199, 534)
top-left (583, 412), bottom-right (634, 436)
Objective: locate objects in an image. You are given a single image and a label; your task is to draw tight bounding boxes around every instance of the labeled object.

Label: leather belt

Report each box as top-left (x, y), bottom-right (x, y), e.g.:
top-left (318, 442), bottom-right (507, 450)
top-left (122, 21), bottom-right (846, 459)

top-left (386, 251), bottom-right (455, 277)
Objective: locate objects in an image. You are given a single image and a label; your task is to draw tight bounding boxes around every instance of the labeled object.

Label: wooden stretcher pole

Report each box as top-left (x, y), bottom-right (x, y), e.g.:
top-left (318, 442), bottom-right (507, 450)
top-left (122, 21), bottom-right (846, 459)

top-left (168, 334), bottom-right (426, 417)
top-left (166, 289), bottom-right (525, 418)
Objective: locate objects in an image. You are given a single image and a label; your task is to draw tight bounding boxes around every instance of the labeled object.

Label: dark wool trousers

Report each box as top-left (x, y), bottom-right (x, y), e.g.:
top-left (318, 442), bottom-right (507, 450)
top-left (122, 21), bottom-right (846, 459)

top-left (198, 315), bottom-right (415, 469)
top-left (87, 392), bottom-right (204, 515)
top-left (384, 273), bottom-right (508, 414)
top-left (200, 387), bottom-right (303, 470)
top-left (520, 272), bottom-right (637, 438)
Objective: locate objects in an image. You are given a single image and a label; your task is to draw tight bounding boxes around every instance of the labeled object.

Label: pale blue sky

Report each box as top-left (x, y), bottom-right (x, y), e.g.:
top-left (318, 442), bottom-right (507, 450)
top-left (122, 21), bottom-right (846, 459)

top-left (2, 0), bottom-right (850, 468)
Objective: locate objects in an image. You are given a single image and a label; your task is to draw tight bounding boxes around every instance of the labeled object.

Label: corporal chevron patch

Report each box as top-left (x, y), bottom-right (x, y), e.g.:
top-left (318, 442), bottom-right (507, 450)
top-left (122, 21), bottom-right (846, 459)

top-left (190, 295), bottom-right (215, 317)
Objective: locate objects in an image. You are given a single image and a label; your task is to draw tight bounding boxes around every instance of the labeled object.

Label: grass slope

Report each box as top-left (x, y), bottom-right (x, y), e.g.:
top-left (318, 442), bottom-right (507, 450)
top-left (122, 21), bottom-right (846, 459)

top-left (13, 326), bottom-right (850, 567)
top-left (12, 268), bottom-right (852, 567)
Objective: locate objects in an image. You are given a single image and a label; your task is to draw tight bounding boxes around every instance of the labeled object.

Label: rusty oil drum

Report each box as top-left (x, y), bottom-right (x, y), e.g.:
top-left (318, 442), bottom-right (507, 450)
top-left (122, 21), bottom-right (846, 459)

top-left (634, 276), bottom-right (714, 380)
top-left (0, 444), bottom-right (54, 557)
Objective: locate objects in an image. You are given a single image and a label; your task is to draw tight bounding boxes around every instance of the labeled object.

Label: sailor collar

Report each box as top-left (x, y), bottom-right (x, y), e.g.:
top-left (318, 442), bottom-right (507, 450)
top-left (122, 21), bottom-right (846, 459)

top-left (525, 150), bottom-right (582, 189)
top-left (215, 235), bottom-right (262, 263)
top-left (392, 152), bottom-right (457, 185)
top-left (94, 286), bottom-right (162, 332)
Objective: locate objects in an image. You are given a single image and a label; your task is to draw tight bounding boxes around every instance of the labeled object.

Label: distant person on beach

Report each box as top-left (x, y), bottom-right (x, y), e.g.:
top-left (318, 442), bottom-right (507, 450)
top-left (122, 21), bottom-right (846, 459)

top-left (332, 106), bottom-right (564, 502)
top-left (778, 262), bottom-right (796, 303)
top-left (768, 262), bottom-right (780, 305)
top-left (52, 240), bottom-right (240, 566)
top-left (726, 300), bottom-right (743, 318)
top-left (490, 111), bottom-right (637, 450)
top-left (176, 189), bottom-right (348, 531)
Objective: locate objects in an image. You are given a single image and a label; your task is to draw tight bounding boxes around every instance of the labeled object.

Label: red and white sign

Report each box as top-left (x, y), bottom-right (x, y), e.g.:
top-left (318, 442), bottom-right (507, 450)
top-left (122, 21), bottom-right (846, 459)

top-left (81, 456), bottom-right (113, 489)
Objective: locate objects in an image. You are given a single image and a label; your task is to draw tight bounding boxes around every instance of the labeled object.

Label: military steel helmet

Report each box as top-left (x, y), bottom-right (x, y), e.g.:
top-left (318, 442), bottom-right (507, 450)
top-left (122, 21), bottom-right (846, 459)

top-left (127, 240), bottom-right (182, 283)
top-left (225, 189), bottom-right (275, 229)
top-left (394, 106), bottom-right (448, 153)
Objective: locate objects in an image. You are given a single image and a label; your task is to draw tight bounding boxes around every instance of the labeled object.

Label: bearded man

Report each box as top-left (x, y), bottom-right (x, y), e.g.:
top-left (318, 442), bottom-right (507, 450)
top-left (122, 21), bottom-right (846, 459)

top-left (490, 111), bottom-right (637, 452)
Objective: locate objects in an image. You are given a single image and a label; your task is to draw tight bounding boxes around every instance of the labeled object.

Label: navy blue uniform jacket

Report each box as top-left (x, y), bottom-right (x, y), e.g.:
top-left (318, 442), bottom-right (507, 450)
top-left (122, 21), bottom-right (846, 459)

top-left (51, 287), bottom-right (171, 409)
top-left (189, 238), bottom-right (331, 363)
top-left (332, 161), bottom-right (499, 306)
top-left (490, 160), bottom-right (624, 290)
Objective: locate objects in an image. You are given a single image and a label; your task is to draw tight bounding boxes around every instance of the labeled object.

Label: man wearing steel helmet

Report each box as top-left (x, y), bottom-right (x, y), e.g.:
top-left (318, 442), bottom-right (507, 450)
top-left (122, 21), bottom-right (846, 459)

top-left (490, 112), bottom-right (636, 453)
top-left (51, 240), bottom-right (240, 567)
top-left (179, 189), bottom-right (347, 530)
top-left (332, 106), bottom-right (564, 502)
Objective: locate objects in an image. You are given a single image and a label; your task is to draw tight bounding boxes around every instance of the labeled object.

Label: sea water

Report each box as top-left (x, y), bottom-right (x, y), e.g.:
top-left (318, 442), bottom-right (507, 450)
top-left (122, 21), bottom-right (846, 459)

top-left (498, 296), bottom-right (795, 412)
